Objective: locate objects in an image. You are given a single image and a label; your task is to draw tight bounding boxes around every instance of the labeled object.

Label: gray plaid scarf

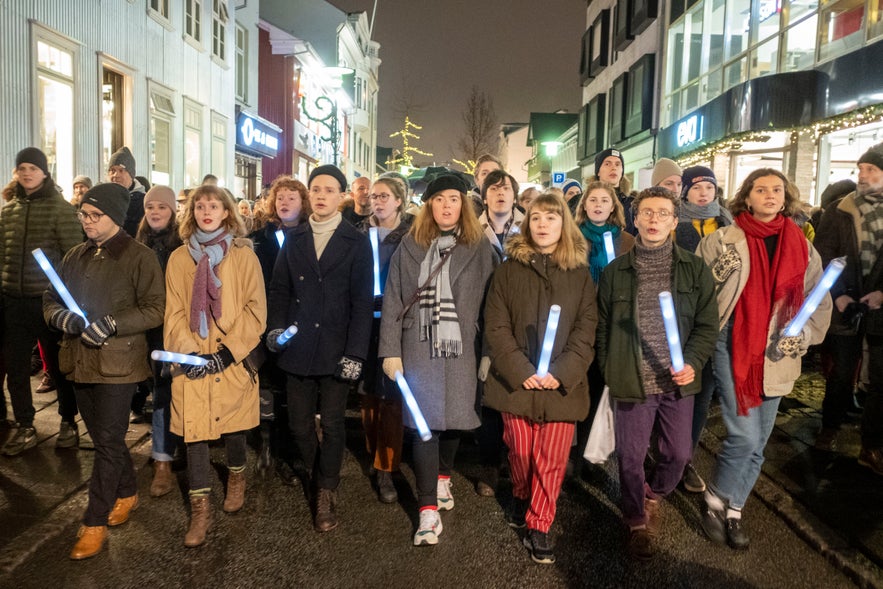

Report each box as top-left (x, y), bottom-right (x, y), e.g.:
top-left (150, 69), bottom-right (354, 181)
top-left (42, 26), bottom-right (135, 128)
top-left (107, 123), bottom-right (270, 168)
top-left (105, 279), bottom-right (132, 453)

top-left (417, 234), bottom-right (461, 357)
top-left (855, 191), bottom-right (883, 277)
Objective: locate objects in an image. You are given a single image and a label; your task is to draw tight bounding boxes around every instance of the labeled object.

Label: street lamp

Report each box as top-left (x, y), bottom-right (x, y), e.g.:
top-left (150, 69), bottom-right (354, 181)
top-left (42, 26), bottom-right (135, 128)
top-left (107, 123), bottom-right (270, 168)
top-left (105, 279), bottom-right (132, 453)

top-left (300, 66), bottom-right (354, 167)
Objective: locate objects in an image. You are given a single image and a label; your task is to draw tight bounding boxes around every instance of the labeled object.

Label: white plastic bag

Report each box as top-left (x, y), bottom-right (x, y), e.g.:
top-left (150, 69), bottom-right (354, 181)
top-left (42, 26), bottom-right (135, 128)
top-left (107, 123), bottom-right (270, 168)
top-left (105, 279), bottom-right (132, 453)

top-left (583, 385), bottom-right (615, 464)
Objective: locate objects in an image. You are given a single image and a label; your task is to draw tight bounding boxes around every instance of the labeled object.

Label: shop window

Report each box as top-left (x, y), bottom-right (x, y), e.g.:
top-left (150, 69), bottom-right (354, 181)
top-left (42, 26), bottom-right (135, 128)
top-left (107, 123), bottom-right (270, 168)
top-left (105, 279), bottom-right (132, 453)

top-left (725, 0), bottom-right (751, 60)
top-left (724, 56), bottom-right (748, 89)
top-left (632, 0), bottom-right (659, 35)
top-left (614, 0), bottom-right (634, 51)
top-left (750, 34), bottom-right (780, 77)
top-left (589, 10), bottom-right (610, 77)
top-left (702, 69), bottom-right (723, 103)
top-left (871, 0), bottom-right (883, 38)
top-left (783, 15), bottom-right (817, 71)
top-left (753, 0), bottom-right (782, 45)
top-left (608, 74), bottom-right (627, 145)
top-left (149, 85), bottom-right (175, 186)
top-left (212, 0), bottom-right (228, 62)
top-left (625, 54), bottom-right (654, 138)
top-left (211, 112), bottom-right (227, 184)
top-left (184, 99), bottom-right (203, 187)
top-left (185, 0), bottom-right (202, 45)
top-left (667, 20), bottom-right (685, 94)
top-left (687, 4), bottom-right (705, 82)
top-left (34, 32), bottom-right (75, 194)
top-left (101, 66), bottom-right (131, 170)
top-left (235, 24), bottom-right (248, 101)
top-left (819, 0), bottom-right (865, 61)
top-left (784, 0), bottom-right (819, 26)
top-left (709, 0), bottom-right (726, 69)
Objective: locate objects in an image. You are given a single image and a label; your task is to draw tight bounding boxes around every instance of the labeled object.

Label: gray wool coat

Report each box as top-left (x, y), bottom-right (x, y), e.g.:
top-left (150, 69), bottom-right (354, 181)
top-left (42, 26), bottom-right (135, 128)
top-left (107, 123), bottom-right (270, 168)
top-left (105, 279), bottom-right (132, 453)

top-left (379, 234), bottom-right (496, 431)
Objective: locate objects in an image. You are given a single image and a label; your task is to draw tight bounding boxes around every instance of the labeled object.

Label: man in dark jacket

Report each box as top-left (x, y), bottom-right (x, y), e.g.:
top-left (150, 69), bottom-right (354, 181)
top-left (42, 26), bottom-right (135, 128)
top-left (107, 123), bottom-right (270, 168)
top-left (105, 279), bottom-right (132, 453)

top-left (107, 146), bottom-right (145, 237)
top-left (266, 164), bottom-right (373, 532)
top-left (814, 142), bottom-right (883, 470)
top-left (0, 147), bottom-right (84, 456)
top-left (596, 187), bottom-right (718, 559)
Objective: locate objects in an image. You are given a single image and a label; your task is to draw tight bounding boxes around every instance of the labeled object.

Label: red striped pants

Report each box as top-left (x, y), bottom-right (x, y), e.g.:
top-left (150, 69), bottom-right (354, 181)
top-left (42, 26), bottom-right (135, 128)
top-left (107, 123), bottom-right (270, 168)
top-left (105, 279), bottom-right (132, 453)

top-left (501, 413), bottom-right (574, 534)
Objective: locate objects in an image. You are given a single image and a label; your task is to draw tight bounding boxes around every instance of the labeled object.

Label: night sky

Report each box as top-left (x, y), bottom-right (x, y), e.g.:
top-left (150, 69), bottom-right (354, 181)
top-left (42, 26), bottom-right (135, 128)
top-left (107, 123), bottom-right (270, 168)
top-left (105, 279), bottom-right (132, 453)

top-left (328, 0), bottom-right (586, 167)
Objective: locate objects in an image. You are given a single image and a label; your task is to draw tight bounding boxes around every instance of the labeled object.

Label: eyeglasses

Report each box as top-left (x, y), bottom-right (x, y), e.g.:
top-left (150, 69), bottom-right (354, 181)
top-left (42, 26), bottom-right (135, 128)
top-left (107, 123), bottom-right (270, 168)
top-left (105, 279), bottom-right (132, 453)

top-left (77, 211), bottom-right (106, 223)
top-left (637, 209), bottom-right (673, 220)
top-left (369, 193), bottom-right (393, 202)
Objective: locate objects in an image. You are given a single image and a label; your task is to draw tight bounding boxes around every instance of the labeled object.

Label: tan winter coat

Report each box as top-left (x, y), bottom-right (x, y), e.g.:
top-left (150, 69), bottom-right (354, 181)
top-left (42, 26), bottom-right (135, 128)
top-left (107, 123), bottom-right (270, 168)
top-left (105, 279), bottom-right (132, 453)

top-left (164, 238), bottom-right (266, 443)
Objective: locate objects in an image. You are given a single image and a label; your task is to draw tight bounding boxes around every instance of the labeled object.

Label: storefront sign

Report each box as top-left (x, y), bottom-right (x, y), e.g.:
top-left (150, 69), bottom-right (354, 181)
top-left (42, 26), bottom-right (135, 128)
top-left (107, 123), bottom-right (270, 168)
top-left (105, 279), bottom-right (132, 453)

top-left (676, 114), bottom-right (703, 148)
top-left (236, 113), bottom-right (280, 158)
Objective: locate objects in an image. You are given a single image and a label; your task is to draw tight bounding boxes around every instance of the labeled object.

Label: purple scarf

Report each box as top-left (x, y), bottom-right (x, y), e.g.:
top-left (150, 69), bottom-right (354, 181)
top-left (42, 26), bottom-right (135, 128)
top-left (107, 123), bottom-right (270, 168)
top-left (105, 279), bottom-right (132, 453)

top-left (188, 229), bottom-right (233, 338)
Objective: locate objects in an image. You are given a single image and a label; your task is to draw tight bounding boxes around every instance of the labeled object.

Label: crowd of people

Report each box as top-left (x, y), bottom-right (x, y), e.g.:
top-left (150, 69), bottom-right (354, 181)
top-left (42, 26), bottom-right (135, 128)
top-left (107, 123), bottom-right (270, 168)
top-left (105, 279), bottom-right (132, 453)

top-left (0, 141), bottom-right (881, 567)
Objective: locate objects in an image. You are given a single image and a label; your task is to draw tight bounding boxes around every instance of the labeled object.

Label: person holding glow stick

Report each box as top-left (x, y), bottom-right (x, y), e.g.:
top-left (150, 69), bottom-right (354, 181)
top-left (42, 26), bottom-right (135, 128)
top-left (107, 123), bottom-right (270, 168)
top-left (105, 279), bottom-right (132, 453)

top-left (249, 176), bottom-right (310, 475)
top-left (356, 177), bottom-right (413, 503)
top-left (43, 182), bottom-right (165, 559)
top-left (0, 147), bottom-right (83, 457)
top-left (596, 187), bottom-right (718, 560)
top-left (483, 192), bottom-right (597, 565)
top-left (697, 168), bottom-right (831, 550)
top-left (379, 174), bottom-right (495, 546)
top-left (165, 185), bottom-right (266, 547)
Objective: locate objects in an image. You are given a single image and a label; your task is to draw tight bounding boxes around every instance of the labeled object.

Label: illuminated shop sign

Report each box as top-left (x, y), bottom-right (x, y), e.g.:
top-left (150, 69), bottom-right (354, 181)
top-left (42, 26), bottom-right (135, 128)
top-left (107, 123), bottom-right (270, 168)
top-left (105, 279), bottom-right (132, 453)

top-left (236, 113), bottom-right (280, 158)
top-left (676, 114), bottom-right (704, 148)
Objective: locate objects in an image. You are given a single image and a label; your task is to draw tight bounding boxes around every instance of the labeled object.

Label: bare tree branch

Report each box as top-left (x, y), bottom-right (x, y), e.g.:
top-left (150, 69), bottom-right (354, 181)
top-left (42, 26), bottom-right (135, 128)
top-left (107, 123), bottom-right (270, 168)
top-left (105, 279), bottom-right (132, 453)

top-left (457, 86), bottom-right (499, 162)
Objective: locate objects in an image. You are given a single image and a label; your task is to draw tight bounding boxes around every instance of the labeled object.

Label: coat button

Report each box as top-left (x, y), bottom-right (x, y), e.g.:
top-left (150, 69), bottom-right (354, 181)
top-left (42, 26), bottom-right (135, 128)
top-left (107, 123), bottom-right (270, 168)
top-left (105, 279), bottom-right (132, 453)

top-left (215, 416), bottom-right (220, 421)
top-left (299, 276), bottom-right (304, 280)
top-left (314, 323), bottom-right (320, 328)
top-left (296, 299), bottom-right (300, 303)
top-left (216, 338), bottom-right (221, 342)
top-left (215, 377), bottom-right (220, 382)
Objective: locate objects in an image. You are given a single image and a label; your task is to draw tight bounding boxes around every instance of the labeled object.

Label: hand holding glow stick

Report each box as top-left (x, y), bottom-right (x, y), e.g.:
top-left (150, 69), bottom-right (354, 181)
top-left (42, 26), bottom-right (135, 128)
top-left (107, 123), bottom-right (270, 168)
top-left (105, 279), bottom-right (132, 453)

top-left (783, 256), bottom-right (845, 337)
top-left (603, 231), bottom-right (616, 264)
top-left (658, 291), bottom-right (685, 372)
top-left (276, 325), bottom-right (298, 346)
top-left (536, 305), bottom-right (562, 378)
top-left (394, 371), bottom-right (432, 441)
top-left (369, 227), bottom-right (382, 296)
top-left (151, 350), bottom-right (208, 366)
top-left (32, 248), bottom-right (87, 321)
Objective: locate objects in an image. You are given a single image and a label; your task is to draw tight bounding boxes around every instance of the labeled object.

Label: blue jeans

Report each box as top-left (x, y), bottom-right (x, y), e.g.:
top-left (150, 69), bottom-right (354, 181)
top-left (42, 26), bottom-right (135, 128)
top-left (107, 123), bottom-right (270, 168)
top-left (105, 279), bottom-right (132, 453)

top-left (710, 322), bottom-right (781, 510)
top-left (151, 379), bottom-right (181, 462)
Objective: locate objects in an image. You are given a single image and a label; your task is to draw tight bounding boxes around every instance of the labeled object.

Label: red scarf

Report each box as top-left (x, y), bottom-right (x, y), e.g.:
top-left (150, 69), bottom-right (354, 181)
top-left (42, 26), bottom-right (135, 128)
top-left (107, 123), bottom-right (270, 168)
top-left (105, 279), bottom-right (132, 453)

top-left (731, 212), bottom-right (807, 415)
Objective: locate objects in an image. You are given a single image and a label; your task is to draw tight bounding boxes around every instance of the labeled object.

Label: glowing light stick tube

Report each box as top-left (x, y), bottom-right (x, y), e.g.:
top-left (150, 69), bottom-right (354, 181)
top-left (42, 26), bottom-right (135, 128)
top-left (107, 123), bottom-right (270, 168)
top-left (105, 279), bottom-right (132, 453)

top-left (784, 256), bottom-right (846, 337)
top-left (150, 350), bottom-right (208, 366)
top-left (536, 304), bottom-right (562, 377)
top-left (275, 325), bottom-right (298, 347)
top-left (394, 371), bottom-right (432, 441)
top-left (275, 229), bottom-right (285, 248)
top-left (603, 231), bottom-right (616, 264)
top-left (369, 227), bottom-right (382, 296)
top-left (32, 248), bottom-right (87, 321)
top-left (658, 291), bottom-right (685, 372)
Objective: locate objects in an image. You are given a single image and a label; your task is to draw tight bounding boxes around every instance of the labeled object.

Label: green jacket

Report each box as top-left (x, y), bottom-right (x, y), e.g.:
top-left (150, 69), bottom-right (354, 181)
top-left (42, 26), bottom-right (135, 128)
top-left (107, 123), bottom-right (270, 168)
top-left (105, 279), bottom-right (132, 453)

top-left (596, 242), bottom-right (718, 402)
top-left (0, 179), bottom-right (83, 298)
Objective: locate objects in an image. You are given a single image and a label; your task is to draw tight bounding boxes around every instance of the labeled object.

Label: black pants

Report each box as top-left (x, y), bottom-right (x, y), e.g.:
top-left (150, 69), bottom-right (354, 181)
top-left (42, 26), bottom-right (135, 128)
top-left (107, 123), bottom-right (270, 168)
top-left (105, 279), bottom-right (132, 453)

top-left (821, 333), bottom-right (863, 429)
top-left (186, 432), bottom-right (247, 492)
top-left (477, 406), bottom-right (504, 469)
top-left (861, 335), bottom-right (883, 448)
top-left (412, 429), bottom-right (460, 509)
top-left (3, 296), bottom-right (77, 426)
top-left (75, 382), bottom-right (137, 526)
top-left (287, 374), bottom-right (349, 490)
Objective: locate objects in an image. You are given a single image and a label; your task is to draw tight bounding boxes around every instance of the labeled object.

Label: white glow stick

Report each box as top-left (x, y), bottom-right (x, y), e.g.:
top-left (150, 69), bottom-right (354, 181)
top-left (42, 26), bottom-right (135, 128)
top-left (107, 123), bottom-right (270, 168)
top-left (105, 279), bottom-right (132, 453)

top-left (275, 325), bottom-right (298, 346)
top-left (369, 227), bottom-right (381, 296)
top-left (603, 231), bottom-right (616, 264)
top-left (784, 256), bottom-right (846, 337)
top-left (151, 350), bottom-right (208, 366)
top-left (536, 304), bottom-right (562, 377)
top-left (658, 291), bottom-right (685, 372)
top-left (275, 229), bottom-right (285, 248)
top-left (394, 371), bottom-right (432, 441)
top-left (32, 248), bottom-right (87, 321)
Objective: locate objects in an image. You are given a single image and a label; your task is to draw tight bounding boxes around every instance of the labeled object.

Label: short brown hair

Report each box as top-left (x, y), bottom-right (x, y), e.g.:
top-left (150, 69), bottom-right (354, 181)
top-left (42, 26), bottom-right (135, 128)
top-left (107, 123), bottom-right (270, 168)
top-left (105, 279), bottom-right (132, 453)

top-left (631, 186), bottom-right (680, 219)
top-left (728, 168), bottom-right (800, 218)
top-left (574, 181), bottom-right (626, 228)
top-left (179, 185), bottom-right (246, 241)
top-left (480, 169), bottom-right (520, 201)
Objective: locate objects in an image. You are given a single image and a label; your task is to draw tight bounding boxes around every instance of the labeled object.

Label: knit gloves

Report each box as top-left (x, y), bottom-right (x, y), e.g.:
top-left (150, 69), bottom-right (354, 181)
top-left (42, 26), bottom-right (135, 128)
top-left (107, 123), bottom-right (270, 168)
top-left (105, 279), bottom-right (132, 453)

top-left (382, 357), bottom-right (403, 381)
top-left (265, 328), bottom-right (285, 353)
top-left (185, 347), bottom-right (235, 380)
top-left (335, 356), bottom-right (363, 382)
top-left (49, 309), bottom-right (86, 335)
top-left (81, 315), bottom-right (117, 347)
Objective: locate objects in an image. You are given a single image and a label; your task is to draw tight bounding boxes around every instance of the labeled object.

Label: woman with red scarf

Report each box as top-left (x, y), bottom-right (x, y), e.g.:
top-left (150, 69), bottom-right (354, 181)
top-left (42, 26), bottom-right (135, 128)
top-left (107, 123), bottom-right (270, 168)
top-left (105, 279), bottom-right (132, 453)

top-left (696, 169), bottom-right (831, 550)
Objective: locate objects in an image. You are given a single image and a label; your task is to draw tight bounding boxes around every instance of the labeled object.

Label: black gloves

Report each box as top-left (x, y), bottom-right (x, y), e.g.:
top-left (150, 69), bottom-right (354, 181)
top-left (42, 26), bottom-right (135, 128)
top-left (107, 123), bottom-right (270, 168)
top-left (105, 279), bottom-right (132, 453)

top-left (265, 328), bottom-right (285, 353)
top-left (334, 356), bottom-right (363, 382)
top-left (49, 309), bottom-right (86, 335)
top-left (185, 347), bottom-right (235, 380)
top-left (81, 315), bottom-right (117, 347)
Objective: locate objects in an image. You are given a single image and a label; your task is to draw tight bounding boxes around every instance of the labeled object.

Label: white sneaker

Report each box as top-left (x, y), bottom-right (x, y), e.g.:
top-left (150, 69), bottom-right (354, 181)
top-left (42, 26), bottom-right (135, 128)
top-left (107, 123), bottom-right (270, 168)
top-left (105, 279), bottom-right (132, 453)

top-left (413, 509), bottom-right (443, 546)
top-left (436, 478), bottom-right (454, 511)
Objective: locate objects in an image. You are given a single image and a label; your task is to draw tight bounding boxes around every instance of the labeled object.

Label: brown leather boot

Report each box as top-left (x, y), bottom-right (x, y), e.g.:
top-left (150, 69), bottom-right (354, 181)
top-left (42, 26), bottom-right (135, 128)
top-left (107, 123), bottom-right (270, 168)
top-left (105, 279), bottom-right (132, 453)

top-left (184, 495), bottom-right (212, 547)
top-left (107, 494), bottom-right (139, 526)
top-left (223, 470), bottom-right (246, 513)
top-left (314, 488), bottom-right (338, 532)
top-left (150, 461), bottom-right (175, 497)
top-left (69, 525), bottom-right (107, 560)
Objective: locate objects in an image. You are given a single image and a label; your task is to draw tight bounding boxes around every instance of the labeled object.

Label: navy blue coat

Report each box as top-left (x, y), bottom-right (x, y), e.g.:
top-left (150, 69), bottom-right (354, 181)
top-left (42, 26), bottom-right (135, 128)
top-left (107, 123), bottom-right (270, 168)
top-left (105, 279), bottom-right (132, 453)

top-left (267, 219), bottom-right (373, 376)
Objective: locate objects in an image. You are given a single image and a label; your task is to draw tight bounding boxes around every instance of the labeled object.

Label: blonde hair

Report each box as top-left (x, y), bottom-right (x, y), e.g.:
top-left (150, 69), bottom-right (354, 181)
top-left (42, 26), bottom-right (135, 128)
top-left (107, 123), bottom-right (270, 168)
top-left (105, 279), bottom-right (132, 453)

top-left (521, 192), bottom-right (587, 271)
top-left (410, 190), bottom-right (483, 248)
top-left (179, 185), bottom-right (246, 241)
top-left (574, 181), bottom-right (626, 228)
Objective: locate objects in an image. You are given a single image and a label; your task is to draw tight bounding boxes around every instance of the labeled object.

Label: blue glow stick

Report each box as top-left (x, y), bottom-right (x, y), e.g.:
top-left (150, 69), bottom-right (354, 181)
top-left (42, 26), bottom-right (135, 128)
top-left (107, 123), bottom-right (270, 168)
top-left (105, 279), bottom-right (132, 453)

top-left (658, 291), bottom-right (685, 372)
top-left (275, 229), bottom-right (285, 248)
top-left (784, 256), bottom-right (845, 337)
top-left (369, 227), bottom-right (381, 296)
top-left (394, 371), bottom-right (432, 441)
top-left (32, 248), bottom-right (87, 321)
top-left (603, 231), bottom-right (616, 264)
top-left (276, 325), bottom-right (298, 346)
top-left (536, 304), bottom-right (562, 377)
top-left (150, 350), bottom-right (208, 366)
